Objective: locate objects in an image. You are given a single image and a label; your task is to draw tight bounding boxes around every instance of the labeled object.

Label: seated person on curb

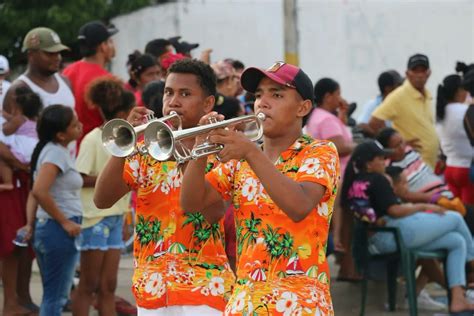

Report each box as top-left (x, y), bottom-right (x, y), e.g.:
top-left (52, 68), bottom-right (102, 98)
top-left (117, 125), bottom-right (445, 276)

top-left (341, 140), bottom-right (474, 314)
top-left (181, 62), bottom-right (339, 315)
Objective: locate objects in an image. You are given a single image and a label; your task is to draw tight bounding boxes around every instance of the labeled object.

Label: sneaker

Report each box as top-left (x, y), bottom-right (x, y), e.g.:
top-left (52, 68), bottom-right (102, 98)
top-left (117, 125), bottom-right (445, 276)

top-left (466, 289), bottom-right (474, 304)
top-left (403, 289), bottom-right (448, 311)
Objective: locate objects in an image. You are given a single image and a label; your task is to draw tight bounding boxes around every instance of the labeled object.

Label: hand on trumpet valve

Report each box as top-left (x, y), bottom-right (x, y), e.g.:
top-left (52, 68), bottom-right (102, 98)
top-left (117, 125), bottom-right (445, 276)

top-left (197, 111), bottom-right (225, 126)
top-left (194, 111), bottom-right (225, 144)
top-left (127, 107), bottom-right (154, 127)
top-left (207, 128), bottom-right (257, 163)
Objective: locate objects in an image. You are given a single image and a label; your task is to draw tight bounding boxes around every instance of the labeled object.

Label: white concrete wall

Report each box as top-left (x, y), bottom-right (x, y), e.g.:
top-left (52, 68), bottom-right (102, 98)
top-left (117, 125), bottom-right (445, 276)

top-left (111, 0), bottom-right (474, 114)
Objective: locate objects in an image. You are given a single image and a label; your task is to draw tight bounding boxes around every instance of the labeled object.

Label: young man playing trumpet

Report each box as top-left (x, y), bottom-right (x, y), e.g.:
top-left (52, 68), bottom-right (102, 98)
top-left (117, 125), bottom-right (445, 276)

top-left (94, 59), bottom-right (234, 315)
top-left (181, 62), bottom-right (340, 315)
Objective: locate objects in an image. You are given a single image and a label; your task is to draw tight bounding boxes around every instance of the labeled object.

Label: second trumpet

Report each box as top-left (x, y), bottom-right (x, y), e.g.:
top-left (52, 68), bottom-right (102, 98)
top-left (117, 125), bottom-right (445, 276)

top-left (102, 111), bottom-right (181, 158)
top-left (144, 112), bottom-right (266, 163)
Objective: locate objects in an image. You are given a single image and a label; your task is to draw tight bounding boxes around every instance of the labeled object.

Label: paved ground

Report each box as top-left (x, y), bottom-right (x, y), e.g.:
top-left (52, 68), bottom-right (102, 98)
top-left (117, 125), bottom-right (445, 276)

top-left (1, 255), bottom-right (452, 315)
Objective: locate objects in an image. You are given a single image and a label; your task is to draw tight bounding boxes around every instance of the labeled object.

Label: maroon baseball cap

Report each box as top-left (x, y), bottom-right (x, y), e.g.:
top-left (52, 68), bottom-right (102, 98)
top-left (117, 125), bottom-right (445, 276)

top-left (240, 61), bottom-right (314, 101)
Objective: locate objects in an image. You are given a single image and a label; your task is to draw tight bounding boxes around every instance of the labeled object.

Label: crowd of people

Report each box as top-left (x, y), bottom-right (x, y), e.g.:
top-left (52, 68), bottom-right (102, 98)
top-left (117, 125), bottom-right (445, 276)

top-left (0, 18), bottom-right (473, 316)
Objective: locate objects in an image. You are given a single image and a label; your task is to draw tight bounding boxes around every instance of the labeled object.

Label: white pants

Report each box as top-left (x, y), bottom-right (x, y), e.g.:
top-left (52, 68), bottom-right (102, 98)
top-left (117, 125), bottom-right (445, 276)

top-left (137, 305), bottom-right (222, 316)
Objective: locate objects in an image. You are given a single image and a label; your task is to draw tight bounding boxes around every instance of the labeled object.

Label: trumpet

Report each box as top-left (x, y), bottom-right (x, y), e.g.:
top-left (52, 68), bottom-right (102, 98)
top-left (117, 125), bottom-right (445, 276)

top-left (102, 111), bottom-right (181, 157)
top-left (144, 112), bottom-right (266, 163)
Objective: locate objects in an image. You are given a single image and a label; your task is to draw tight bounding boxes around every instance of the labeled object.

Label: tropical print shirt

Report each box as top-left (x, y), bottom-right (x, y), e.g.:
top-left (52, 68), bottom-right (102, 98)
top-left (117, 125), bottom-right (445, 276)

top-left (123, 151), bottom-right (235, 310)
top-left (207, 135), bottom-right (339, 316)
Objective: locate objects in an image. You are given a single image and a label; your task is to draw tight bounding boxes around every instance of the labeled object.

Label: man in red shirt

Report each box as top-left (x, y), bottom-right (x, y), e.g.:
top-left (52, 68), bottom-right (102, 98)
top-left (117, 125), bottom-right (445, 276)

top-left (63, 20), bottom-right (118, 147)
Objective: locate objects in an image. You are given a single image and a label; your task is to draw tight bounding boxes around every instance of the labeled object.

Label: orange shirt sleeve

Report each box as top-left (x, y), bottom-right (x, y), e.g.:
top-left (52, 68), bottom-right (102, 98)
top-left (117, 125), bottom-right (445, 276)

top-left (206, 160), bottom-right (238, 201)
top-left (123, 153), bottom-right (142, 190)
top-left (295, 141), bottom-right (340, 202)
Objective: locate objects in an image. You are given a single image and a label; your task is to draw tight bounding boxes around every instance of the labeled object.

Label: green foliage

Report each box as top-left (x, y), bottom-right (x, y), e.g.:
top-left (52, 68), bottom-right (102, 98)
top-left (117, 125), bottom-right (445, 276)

top-left (0, 0), bottom-right (169, 65)
top-left (136, 214), bottom-right (163, 246)
top-left (182, 212), bottom-right (205, 230)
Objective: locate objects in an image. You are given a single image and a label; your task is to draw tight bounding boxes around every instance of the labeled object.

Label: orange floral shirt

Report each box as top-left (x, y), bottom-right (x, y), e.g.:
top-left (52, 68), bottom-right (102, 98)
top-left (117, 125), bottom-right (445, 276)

top-left (123, 151), bottom-right (235, 310)
top-left (207, 135), bottom-right (339, 316)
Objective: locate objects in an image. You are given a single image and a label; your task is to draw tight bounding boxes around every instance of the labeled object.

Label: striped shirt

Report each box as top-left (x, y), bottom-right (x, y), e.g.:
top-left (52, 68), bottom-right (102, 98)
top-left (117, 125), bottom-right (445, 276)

top-left (389, 147), bottom-right (452, 198)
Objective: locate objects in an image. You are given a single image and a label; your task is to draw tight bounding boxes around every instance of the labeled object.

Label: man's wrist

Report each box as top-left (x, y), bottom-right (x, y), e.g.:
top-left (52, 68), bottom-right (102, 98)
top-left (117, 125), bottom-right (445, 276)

top-left (244, 144), bottom-right (261, 163)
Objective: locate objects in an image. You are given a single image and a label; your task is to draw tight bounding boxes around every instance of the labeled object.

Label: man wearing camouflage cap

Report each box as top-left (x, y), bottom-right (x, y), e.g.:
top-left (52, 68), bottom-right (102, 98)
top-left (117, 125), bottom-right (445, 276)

top-left (1, 27), bottom-right (75, 316)
top-left (3, 27), bottom-right (75, 116)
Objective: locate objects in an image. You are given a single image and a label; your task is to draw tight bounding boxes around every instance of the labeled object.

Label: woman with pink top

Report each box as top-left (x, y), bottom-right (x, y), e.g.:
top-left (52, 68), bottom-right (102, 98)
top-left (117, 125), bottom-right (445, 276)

top-left (0, 86), bottom-right (42, 190)
top-left (306, 78), bottom-right (358, 281)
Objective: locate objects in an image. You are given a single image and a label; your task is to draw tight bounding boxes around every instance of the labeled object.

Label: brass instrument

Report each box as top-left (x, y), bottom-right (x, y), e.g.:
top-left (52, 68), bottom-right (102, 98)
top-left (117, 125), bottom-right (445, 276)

top-left (101, 112), bottom-right (181, 157)
top-left (143, 112), bottom-right (266, 163)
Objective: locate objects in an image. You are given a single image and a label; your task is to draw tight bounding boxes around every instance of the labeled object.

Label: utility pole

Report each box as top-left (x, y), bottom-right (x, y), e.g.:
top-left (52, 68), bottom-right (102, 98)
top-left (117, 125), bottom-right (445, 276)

top-left (283, 0), bottom-right (299, 66)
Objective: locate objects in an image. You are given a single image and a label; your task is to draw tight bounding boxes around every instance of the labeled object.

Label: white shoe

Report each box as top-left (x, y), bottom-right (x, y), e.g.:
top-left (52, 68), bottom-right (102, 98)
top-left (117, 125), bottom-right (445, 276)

top-left (404, 289), bottom-right (448, 311)
top-left (466, 289), bottom-right (474, 304)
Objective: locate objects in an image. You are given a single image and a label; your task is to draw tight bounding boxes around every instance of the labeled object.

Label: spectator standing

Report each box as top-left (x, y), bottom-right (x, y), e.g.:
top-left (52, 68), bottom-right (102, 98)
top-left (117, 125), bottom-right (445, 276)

top-left (436, 74), bottom-right (474, 205)
top-left (3, 27), bottom-right (75, 157)
top-left (306, 78), bottom-right (355, 174)
top-left (31, 105), bottom-right (83, 316)
top-left (357, 70), bottom-right (403, 137)
top-left (1, 26), bottom-right (73, 316)
top-left (369, 54), bottom-right (439, 168)
top-left (145, 38), bottom-right (174, 80)
top-left (3, 27), bottom-right (74, 113)
top-left (63, 20), bottom-right (118, 147)
top-left (305, 78), bottom-right (357, 281)
top-left (126, 52), bottom-right (159, 107)
top-left (72, 78), bottom-right (134, 315)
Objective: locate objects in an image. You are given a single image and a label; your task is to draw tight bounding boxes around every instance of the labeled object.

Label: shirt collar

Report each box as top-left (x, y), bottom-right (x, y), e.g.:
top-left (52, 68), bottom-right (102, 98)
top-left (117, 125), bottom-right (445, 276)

top-left (276, 134), bottom-right (313, 163)
top-left (403, 80), bottom-right (432, 100)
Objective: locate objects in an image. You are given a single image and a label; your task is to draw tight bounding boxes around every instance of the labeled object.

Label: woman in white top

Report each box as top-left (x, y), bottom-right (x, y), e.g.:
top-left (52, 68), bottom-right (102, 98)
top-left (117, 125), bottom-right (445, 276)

top-left (436, 74), bottom-right (474, 205)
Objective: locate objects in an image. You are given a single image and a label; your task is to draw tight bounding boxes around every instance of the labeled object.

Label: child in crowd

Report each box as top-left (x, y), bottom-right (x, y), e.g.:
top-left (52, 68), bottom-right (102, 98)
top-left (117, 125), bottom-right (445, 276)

top-left (30, 105), bottom-right (83, 316)
top-left (73, 77), bottom-right (135, 315)
top-left (0, 86), bottom-right (42, 190)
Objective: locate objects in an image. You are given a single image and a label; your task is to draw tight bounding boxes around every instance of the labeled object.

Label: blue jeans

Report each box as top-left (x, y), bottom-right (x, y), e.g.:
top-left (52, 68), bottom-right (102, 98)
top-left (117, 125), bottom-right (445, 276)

top-left (78, 215), bottom-right (124, 251)
top-left (369, 211), bottom-right (474, 288)
top-left (33, 216), bottom-right (81, 316)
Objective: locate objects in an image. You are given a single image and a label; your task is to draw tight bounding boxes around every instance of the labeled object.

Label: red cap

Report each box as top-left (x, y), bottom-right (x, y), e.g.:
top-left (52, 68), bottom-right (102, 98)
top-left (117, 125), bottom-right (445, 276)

top-left (240, 61), bottom-right (314, 101)
top-left (161, 53), bottom-right (187, 71)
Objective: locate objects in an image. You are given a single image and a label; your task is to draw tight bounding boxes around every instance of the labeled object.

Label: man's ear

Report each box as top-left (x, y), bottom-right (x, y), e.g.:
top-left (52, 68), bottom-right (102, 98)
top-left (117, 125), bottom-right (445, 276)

top-left (297, 99), bottom-right (313, 118)
top-left (203, 94), bottom-right (216, 113)
top-left (97, 41), bottom-right (108, 55)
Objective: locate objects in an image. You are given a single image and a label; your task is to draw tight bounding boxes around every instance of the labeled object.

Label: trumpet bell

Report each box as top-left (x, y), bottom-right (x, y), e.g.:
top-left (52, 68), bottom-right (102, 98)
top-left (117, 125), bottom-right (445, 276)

top-left (143, 112), bottom-right (266, 163)
top-left (102, 119), bottom-right (136, 157)
top-left (143, 121), bottom-right (175, 161)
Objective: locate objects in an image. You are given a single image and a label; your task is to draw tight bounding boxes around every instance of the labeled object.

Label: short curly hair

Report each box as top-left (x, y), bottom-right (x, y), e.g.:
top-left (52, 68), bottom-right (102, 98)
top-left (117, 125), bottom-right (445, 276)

top-left (86, 77), bottom-right (135, 120)
top-left (167, 58), bottom-right (217, 97)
